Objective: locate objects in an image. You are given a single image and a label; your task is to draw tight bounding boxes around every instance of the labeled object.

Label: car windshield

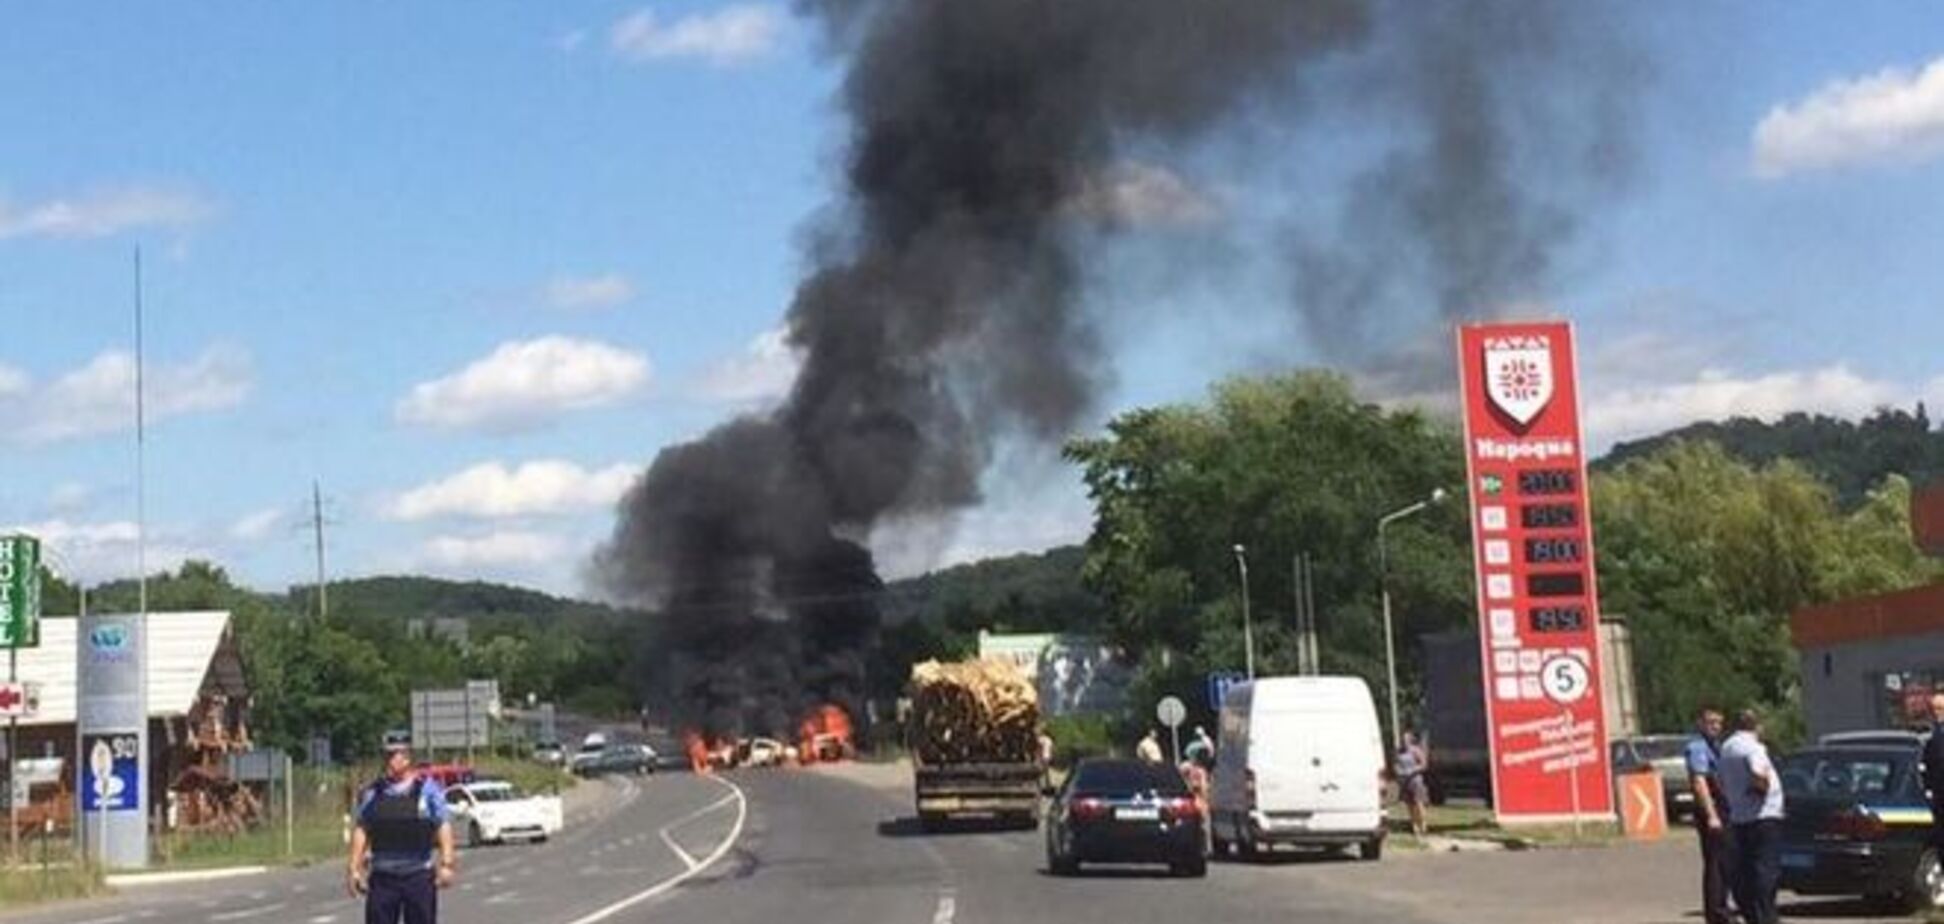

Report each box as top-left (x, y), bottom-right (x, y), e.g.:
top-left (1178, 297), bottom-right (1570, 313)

top-left (468, 785), bottom-right (519, 802)
top-left (1778, 753), bottom-right (1907, 800)
top-left (1072, 762), bottom-right (1188, 795)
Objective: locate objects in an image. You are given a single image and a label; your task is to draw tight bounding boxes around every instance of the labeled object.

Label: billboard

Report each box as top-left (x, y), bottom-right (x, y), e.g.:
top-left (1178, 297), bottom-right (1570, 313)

top-left (77, 613), bottom-right (148, 866)
top-left (1456, 321), bottom-right (1612, 821)
top-left (0, 534), bottom-right (41, 649)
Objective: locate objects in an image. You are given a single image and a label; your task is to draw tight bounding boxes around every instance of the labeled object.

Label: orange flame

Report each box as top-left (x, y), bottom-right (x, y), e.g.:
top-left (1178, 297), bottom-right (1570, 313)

top-left (797, 704), bottom-right (855, 765)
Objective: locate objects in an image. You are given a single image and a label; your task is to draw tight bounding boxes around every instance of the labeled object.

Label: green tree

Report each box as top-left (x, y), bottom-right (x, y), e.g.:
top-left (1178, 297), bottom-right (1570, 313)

top-left (1592, 441), bottom-right (1939, 738)
top-left (1065, 372), bottom-right (1473, 736)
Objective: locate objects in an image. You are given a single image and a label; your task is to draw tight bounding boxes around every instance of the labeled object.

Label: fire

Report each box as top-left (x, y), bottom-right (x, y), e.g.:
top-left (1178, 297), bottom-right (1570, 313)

top-left (684, 731), bottom-right (711, 775)
top-left (797, 704), bottom-right (855, 765)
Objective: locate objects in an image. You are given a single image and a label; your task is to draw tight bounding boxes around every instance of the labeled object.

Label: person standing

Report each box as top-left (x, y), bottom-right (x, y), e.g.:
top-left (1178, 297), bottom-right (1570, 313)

top-left (1184, 726), bottom-right (1216, 765)
top-left (1923, 693), bottom-right (1944, 849)
top-left (1686, 708), bottom-right (1736, 924)
top-left (1394, 731), bottom-right (1430, 839)
top-left (348, 733), bottom-right (457, 924)
top-left (1718, 709), bottom-right (1784, 924)
top-left (1136, 729), bottom-right (1165, 764)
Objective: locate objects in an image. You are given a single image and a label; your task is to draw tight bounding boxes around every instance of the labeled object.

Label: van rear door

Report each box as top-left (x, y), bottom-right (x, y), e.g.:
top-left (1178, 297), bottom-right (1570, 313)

top-left (1252, 711), bottom-right (1381, 818)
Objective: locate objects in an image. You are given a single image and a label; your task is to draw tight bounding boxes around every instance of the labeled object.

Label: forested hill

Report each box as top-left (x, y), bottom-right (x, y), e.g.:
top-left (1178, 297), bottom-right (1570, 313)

top-left (280, 575), bottom-right (633, 630)
top-left (882, 544), bottom-right (1105, 635)
top-left (1598, 405), bottom-right (1939, 507)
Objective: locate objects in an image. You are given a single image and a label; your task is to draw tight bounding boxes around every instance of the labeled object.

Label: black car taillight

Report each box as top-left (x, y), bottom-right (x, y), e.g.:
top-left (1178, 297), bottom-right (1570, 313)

top-left (1161, 796), bottom-right (1201, 822)
top-left (1824, 808), bottom-right (1888, 841)
top-left (1070, 797), bottom-right (1110, 821)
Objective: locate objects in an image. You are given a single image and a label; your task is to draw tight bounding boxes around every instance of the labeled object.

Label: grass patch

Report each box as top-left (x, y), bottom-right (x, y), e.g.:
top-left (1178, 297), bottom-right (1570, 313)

top-left (467, 756), bottom-right (576, 796)
top-left (0, 864), bottom-right (106, 908)
top-left (154, 812), bottom-right (346, 869)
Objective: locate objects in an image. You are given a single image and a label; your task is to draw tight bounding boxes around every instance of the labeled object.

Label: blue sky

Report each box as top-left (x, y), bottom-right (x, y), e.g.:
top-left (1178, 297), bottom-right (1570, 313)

top-left (4, 4), bottom-right (1944, 596)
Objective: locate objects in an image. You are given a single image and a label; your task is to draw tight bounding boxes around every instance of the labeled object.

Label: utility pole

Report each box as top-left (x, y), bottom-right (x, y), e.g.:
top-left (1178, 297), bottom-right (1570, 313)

top-left (312, 481), bottom-right (329, 622)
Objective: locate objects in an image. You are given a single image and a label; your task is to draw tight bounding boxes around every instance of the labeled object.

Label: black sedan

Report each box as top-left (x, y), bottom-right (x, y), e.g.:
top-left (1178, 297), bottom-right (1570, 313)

top-left (574, 743), bottom-right (659, 777)
top-left (1045, 759), bottom-right (1206, 878)
top-left (1777, 745), bottom-right (1942, 912)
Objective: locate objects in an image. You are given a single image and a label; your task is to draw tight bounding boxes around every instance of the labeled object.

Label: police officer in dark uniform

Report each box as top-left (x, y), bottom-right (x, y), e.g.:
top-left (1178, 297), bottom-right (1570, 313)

top-left (348, 732), bottom-right (457, 924)
top-left (1685, 707), bottom-right (1735, 924)
top-left (1924, 693), bottom-right (1944, 850)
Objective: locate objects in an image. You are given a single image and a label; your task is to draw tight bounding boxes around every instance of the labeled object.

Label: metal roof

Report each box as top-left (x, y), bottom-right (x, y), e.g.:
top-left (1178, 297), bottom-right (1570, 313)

top-left (8, 612), bottom-right (236, 727)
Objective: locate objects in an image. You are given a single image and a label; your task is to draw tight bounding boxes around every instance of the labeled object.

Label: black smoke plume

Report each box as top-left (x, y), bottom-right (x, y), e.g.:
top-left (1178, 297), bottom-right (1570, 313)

top-left (599, 0), bottom-right (1640, 734)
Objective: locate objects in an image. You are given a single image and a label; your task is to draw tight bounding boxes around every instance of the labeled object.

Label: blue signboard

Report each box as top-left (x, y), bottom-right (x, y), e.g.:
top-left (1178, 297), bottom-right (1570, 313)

top-left (1206, 672), bottom-right (1247, 712)
top-left (81, 733), bottom-right (140, 813)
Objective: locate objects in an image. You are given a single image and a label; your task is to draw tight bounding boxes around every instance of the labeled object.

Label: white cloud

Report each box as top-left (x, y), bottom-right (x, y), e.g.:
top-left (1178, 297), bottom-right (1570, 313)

top-left (47, 482), bottom-right (92, 515)
top-left (0, 185), bottom-right (215, 240)
top-left (388, 459), bottom-right (637, 521)
top-left (1067, 162), bottom-right (1222, 229)
top-left (692, 327), bottom-right (800, 405)
top-left (11, 518), bottom-right (199, 585)
top-left (395, 336), bottom-right (650, 432)
top-left (229, 508), bottom-right (284, 541)
top-left (419, 531), bottom-right (570, 569)
top-left (1753, 55), bottom-right (1944, 178)
top-left (1586, 364), bottom-right (1942, 450)
top-left (0, 344), bottom-right (252, 445)
top-left (0, 364), bottom-right (27, 397)
top-left (609, 4), bottom-right (784, 66)
top-left (545, 273), bottom-right (635, 310)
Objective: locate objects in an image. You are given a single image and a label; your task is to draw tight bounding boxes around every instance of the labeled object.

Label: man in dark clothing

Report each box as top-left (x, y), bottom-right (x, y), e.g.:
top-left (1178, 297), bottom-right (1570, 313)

top-left (1685, 708), bottom-right (1735, 924)
top-left (1925, 693), bottom-right (1944, 848)
top-left (348, 733), bottom-right (457, 924)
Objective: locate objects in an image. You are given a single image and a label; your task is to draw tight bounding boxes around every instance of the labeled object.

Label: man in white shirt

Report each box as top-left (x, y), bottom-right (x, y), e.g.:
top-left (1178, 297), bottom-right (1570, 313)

top-left (1717, 709), bottom-right (1784, 924)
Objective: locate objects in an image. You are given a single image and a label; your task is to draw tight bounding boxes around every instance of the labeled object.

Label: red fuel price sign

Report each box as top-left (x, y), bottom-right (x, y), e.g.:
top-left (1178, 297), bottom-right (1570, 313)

top-left (1456, 320), bottom-right (1612, 822)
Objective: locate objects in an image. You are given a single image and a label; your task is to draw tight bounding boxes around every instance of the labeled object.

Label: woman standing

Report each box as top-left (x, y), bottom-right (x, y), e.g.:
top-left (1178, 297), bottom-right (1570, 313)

top-left (1395, 731), bottom-right (1430, 839)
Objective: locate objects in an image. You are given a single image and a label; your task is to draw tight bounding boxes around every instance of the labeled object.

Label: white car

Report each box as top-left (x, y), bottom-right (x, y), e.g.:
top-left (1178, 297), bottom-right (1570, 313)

top-left (448, 780), bottom-right (564, 847)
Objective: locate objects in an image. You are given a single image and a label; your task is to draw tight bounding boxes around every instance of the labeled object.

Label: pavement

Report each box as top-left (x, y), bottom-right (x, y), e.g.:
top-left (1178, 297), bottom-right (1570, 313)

top-left (4, 760), bottom-right (1925, 924)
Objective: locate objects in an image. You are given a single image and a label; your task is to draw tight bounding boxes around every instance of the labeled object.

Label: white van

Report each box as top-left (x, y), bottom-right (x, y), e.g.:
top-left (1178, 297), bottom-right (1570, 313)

top-left (1209, 676), bottom-right (1387, 860)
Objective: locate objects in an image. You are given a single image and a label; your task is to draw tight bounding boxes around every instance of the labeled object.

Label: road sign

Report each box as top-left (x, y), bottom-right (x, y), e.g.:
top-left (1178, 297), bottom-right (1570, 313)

top-left (0, 535), bottom-right (42, 649)
top-left (1205, 672), bottom-right (1245, 712)
top-left (1156, 696), bottom-right (1187, 729)
top-left (411, 681), bottom-right (499, 752)
top-left (0, 682), bottom-right (38, 719)
top-left (1456, 320), bottom-right (1612, 822)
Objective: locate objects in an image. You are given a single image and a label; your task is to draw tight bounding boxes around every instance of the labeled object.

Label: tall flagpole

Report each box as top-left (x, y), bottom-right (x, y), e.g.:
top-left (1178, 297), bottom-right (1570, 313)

top-left (135, 248), bottom-right (147, 615)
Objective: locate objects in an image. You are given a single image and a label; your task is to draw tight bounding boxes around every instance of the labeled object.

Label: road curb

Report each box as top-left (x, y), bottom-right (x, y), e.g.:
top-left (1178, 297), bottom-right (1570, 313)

top-left (104, 865), bottom-right (270, 888)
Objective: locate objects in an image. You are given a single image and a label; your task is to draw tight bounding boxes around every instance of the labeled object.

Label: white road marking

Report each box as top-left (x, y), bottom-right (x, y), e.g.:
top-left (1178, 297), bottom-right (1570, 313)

top-left (307, 916), bottom-right (336, 924)
top-left (66, 915), bottom-right (128, 924)
top-left (561, 774), bottom-right (749, 924)
top-left (933, 888), bottom-right (957, 924)
top-left (485, 890), bottom-right (520, 905)
top-left (659, 827), bottom-right (700, 870)
top-left (208, 903), bottom-right (287, 921)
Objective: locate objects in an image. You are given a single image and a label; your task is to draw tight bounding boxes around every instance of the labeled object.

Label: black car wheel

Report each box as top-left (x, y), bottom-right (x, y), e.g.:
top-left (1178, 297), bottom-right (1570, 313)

top-left (1172, 855), bottom-right (1207, 878)
top-left (1906, 848), bottom-right (1944, 911)
top-left (1358, 837), bottom-right (1383, 861)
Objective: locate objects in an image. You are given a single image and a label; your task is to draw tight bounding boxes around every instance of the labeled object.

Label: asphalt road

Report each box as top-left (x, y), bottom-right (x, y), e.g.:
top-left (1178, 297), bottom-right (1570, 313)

top-left (8, 762), bottom-right (1925, 924)
top-left (2, 770), bottom-right (741, 924)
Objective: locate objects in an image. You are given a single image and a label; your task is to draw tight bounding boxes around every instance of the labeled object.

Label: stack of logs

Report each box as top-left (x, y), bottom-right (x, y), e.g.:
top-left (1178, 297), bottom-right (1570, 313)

top-left (908, 659), bottom-right (1040, 764)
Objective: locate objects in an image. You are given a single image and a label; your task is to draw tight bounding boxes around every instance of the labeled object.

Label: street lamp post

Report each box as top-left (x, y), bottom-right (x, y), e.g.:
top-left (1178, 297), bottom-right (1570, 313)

top-left (1377, 488), bottom-right (1448, 751)
top-left (1232, 544), bottom-right (1254, 680)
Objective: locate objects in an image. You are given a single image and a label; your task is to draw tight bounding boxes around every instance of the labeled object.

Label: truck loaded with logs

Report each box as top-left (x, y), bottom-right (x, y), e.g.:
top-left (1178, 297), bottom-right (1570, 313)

top-left (907, 658), bottom-right (1046, 831)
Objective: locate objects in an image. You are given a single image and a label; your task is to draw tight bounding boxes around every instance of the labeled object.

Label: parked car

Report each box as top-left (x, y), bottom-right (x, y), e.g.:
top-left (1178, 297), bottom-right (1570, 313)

top-left (1208, 676), bottom-right (1386, 861)
top-left (532, 741), bottom-right (566, 766)
top-left (1610, 735), bottom-right (1695, 819)
top-left (1046, 758), bottom-right (1206, 878)
top-left (1819, 730), bottom-right (1927, 749)
top-left (568, 738), bottom-right (608, 775)
top-left (575, 743), bottom-right (658, 777)
top-left (447, 780), bottom-right (564, 847)
top-left (1777, 745), bottom-right (1941, 912)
